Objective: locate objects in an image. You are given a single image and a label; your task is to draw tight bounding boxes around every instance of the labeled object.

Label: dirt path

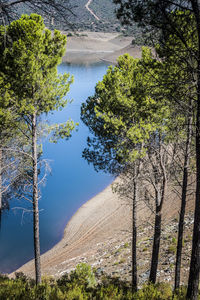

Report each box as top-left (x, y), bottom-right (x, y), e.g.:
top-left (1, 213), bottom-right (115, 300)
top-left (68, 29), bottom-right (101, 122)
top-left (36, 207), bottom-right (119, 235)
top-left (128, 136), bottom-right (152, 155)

top-left (85, 0), bottom-right (100, 21)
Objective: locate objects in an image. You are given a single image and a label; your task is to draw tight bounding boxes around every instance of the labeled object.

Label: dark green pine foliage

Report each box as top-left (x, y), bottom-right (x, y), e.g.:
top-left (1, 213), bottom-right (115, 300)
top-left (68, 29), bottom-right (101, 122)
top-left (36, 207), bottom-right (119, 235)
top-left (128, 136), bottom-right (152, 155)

top-left (0, 14), bottom-right (75, 284)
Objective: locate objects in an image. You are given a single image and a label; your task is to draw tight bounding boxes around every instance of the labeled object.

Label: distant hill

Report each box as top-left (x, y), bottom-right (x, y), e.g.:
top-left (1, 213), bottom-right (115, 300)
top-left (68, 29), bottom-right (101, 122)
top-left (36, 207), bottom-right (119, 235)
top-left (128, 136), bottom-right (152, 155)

top-left (63, 0), bottom-right (137, 33)
top-left (17, 0), bottom-right (139, 35)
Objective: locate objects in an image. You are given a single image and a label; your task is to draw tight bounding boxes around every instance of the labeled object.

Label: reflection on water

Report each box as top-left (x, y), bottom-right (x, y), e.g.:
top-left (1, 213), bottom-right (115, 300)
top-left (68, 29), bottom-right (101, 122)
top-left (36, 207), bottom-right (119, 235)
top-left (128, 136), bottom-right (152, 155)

top-left (0, 62), bottom-right (113, 274)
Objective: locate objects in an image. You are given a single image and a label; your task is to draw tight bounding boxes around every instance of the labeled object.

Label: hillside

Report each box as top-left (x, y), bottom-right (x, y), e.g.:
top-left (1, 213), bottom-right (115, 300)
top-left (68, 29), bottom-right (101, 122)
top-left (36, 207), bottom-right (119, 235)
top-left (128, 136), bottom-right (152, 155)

top-left (17, 0), bottom-right (139, 34)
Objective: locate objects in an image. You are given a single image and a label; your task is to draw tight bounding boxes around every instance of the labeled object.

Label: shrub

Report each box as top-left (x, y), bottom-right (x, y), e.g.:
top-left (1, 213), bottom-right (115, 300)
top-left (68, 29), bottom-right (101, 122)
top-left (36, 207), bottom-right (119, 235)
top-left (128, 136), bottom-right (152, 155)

top-left (133, 283), bottom-right (172, 300)
top-left (173, 286), bottom-right (187, 300)
top-left (65, 286), bottom-right (88, 300)
top-left (0, 279), bottom-right (34, 300)
top-left (168, 245), bottom-right (176, 254)
top-left (69, 263), bottom-right (97, 290)
top-left (0, 265), bottom-right (192, 299)
top-left (96, 284), bottom-right (123, 300)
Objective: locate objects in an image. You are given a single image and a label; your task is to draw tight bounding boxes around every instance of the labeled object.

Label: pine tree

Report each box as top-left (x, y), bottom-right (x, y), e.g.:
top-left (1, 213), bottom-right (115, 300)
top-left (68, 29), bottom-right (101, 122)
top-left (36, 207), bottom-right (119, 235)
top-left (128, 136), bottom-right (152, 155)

top-left (0, 14), bottom-right (75, 284)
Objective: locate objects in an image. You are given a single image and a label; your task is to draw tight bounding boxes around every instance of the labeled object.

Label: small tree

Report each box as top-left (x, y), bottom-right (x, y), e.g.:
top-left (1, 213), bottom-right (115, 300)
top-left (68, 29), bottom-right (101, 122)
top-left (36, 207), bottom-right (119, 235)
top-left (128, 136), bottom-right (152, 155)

top-left (0, 14), bottom-right (75, 284)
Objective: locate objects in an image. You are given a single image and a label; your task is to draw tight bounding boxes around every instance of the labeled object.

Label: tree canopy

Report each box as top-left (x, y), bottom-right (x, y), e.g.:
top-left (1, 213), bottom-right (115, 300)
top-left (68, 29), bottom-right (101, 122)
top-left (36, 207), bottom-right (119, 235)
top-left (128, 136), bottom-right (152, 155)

top-left (81, 48), bottom-right (170, 174)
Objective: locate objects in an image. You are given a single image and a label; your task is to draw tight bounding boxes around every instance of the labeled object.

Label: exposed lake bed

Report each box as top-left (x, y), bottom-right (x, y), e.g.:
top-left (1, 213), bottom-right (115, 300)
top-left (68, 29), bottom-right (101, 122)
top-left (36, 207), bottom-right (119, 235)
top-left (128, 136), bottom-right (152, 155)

top-left (62, 31), bottom-right (141, 64)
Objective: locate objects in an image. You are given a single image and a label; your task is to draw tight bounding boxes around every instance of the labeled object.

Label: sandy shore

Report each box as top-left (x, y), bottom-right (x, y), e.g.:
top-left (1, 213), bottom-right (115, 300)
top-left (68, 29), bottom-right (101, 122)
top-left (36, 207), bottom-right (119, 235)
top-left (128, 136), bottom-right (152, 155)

top-left (62, 31), bottom-right (142, 64)
top-left (11, 181), bottom-right (133, 277)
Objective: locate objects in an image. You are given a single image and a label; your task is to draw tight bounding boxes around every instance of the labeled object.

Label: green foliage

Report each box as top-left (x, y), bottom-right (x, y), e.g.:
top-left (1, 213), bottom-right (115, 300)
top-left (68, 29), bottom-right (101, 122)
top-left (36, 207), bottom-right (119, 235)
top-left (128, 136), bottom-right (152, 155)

top-left (81, 48), bottom-right (169, 174)
top-left (168, 245), bottom-right (176, 255)
top-left (0, 279), bottom-right (34, 300)
top-left (172, 237), bottom-right (177, 244)
top-left (69, 263), bottom-right (97, 290)
top-left (154, 10), bottom-right (196, 140)
top-left (123, 242), bottom-right (129, 248)
top-left (0, 14), bottom-right (77, 140)
top-left (0, 266), bottom-right (196, 300)
top-left (173, 286), bottom-right (187, 300)
top-left (64, 286), bottom-right (87, 300)
top-left (96, 283), bottom-right (124, 299)
top-left (133, 283), bottom-right (173, 300)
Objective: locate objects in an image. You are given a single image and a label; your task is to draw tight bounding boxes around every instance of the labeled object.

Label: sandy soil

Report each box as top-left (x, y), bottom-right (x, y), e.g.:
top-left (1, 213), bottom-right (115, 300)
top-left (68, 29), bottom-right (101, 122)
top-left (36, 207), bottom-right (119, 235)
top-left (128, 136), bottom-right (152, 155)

top-left (61, 31), bottom-right (142, 64)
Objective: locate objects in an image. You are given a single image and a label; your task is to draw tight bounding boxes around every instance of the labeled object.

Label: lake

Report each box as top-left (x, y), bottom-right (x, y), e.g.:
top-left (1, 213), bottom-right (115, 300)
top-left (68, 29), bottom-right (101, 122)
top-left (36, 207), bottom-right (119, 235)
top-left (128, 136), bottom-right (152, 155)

top-left (0, 62), bottom-right (113, 274)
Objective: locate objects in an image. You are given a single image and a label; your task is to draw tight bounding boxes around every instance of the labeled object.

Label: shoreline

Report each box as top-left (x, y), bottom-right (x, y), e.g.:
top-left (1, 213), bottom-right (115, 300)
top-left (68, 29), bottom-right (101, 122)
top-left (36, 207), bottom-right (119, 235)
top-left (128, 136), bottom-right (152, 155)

top-left (61, 31), bottom-right (142, 65)
top-left (11, 180), bottom-right (133, 278)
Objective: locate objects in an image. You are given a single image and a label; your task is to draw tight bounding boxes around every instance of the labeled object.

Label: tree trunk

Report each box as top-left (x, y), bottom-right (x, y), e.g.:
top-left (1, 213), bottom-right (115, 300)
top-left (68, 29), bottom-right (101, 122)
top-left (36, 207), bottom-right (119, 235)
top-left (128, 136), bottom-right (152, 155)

top-left (132, 177), bottom-right (138, 293)
top-left (187, 96), bottom-right (200, 300)
top-left (187, 2), bottom-right (200, 299)
top-left (149, 205), bottom-right (162, 283)
top-left (174, 115), bottom-right (192, 291)
top-left (0, 149), bottom-right (2, 229)
top-left (32, 112), bottom-right (41, 285)
top-left (0, 148), bottom-right (2, 211)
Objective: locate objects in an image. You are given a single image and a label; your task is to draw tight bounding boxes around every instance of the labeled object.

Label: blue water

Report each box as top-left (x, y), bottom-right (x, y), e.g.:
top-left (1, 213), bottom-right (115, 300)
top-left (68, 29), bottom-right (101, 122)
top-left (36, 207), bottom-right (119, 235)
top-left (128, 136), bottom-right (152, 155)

top-left (0, 62), bottom-right (113, 274)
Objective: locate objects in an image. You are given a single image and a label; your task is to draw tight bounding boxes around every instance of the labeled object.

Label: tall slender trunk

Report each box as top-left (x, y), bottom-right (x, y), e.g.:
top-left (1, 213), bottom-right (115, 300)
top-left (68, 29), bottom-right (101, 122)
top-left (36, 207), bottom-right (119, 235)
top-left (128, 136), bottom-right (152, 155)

top-left (0, 149), bottom-right (2, 229)
top-left (149, 204), bottom-right (162, 283)
top-left (132, 177), bottom-right (138, 293)
top-left (0, 148), bottom-right (2, 212)
top-left (174, 115), bottom-right (192, 291)
top-left (32, 112), bottom-right (41, 285)
top-left (149, 139), bottom-right (166, 284)
top-left (187, 2), bottom-right (200, 299)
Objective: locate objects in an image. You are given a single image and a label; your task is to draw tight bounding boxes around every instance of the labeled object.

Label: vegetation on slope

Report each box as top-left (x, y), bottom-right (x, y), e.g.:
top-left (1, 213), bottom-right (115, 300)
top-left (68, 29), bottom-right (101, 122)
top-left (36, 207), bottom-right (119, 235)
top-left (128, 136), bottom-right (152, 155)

top-left (0, 263), bottom-right (191, 299)
top-left (14, 0), bottom-right (138, 34)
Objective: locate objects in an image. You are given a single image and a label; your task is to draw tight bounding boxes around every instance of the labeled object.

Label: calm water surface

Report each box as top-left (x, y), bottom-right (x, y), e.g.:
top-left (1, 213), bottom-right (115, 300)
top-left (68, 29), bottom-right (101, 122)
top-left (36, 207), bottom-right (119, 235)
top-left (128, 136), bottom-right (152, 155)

top-left (0, 62), bottom-right (113, 273)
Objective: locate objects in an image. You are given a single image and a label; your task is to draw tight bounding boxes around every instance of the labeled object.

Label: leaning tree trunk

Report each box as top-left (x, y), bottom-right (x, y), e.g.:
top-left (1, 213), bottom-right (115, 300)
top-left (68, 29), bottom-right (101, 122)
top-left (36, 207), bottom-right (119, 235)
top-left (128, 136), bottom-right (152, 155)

top-left (149, 204), bottom-right (162, 283)
top-left (187, 2), bottom-right (200, 299)
top-left (132, 177), bottom-right (138, 293)
top-left (32, 112), bottom-right (41, 285)
top-left (174, 115), bottom-right (192, 291)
